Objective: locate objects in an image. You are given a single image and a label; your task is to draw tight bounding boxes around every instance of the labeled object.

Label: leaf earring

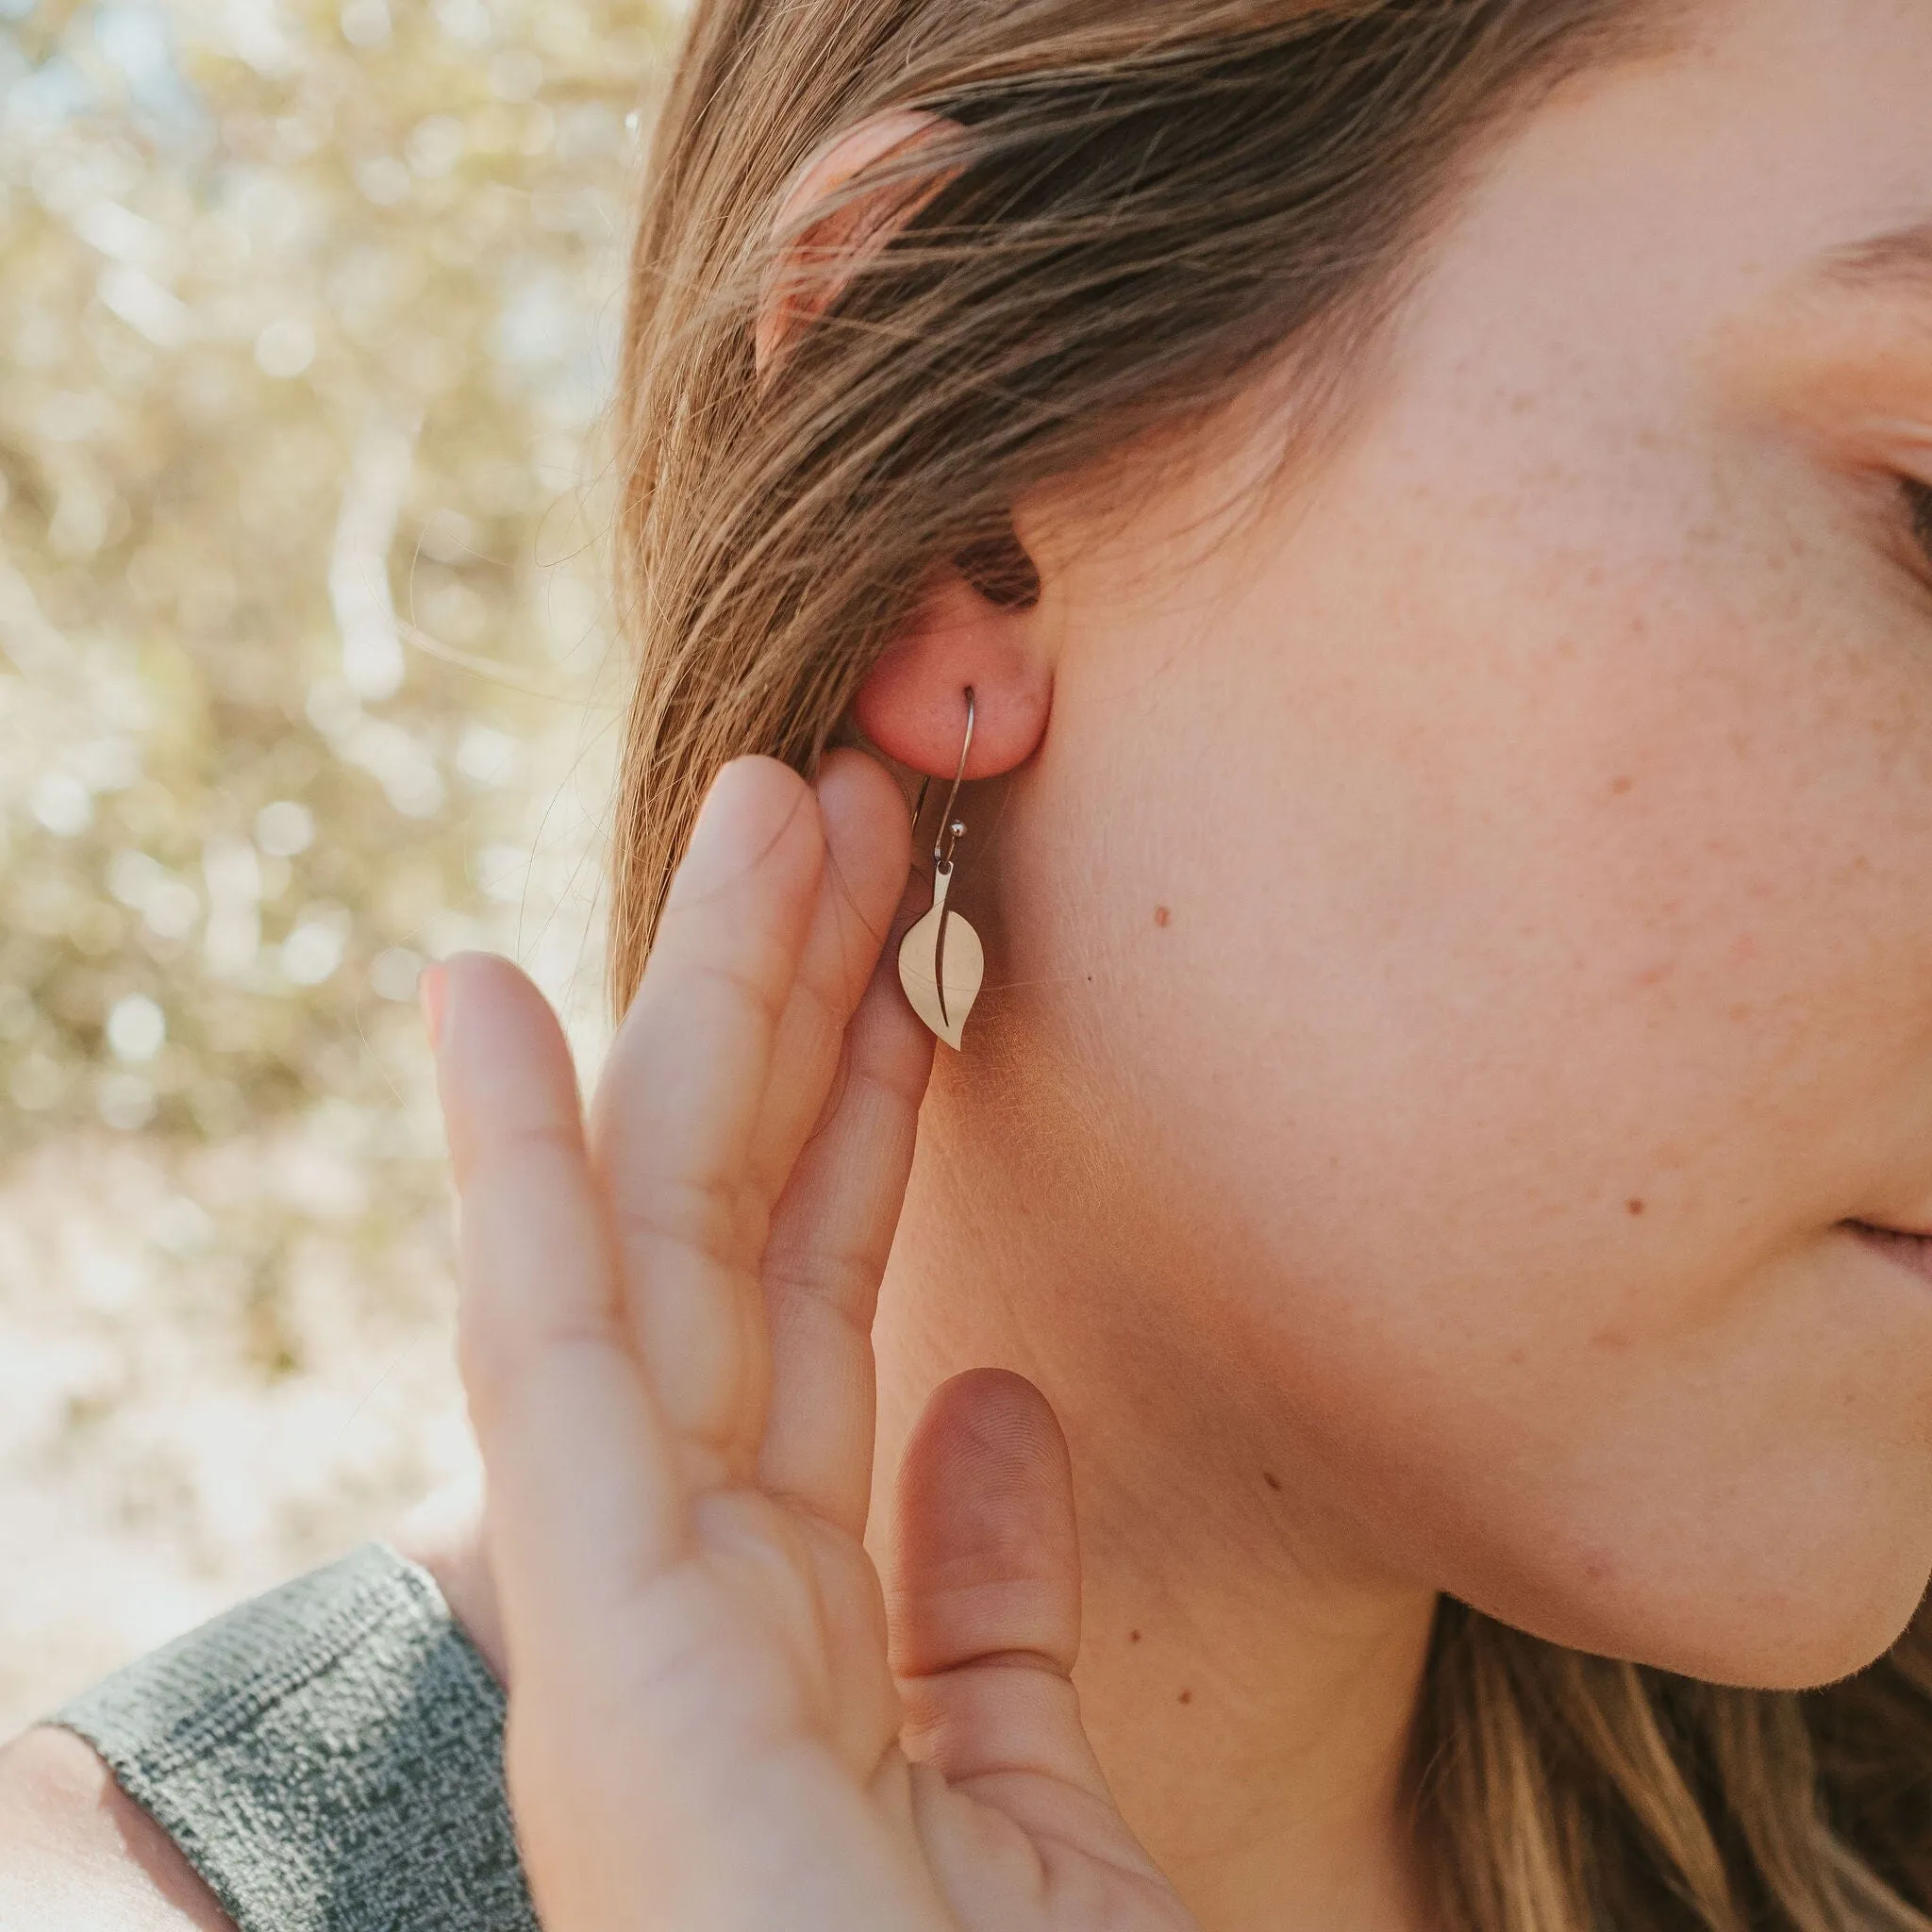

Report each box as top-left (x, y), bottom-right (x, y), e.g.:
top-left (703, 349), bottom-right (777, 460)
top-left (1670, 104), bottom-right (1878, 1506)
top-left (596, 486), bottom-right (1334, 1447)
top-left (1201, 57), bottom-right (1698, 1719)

top-left (898, 689), bottom-right (985, 1051)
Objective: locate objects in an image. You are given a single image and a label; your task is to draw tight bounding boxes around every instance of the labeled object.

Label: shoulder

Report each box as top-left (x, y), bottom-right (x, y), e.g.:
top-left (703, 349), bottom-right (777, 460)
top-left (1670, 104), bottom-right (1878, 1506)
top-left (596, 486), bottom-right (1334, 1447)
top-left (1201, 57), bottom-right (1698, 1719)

top-left (0, 1724), bottom-right (236, 1930)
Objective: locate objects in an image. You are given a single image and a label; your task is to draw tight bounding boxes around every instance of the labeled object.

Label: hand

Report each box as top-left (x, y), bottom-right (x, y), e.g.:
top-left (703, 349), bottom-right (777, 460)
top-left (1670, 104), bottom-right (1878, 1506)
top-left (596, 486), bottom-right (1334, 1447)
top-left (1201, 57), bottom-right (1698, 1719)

top-left (428, 751), bottom-right (1197, 1932)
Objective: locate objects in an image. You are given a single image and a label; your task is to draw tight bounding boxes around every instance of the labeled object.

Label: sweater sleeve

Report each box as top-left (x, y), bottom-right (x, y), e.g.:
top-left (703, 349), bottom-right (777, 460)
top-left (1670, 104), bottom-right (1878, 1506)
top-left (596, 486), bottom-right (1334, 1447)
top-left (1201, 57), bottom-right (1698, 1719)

top-left (48, 1542), bottom-right (541, 1932)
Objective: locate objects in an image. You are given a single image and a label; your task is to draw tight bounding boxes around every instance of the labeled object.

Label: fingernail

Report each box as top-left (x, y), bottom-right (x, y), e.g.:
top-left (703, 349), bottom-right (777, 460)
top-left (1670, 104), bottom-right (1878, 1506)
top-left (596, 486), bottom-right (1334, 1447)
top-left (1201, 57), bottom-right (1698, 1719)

top-left (420, 961), bottom-right (449, 1052)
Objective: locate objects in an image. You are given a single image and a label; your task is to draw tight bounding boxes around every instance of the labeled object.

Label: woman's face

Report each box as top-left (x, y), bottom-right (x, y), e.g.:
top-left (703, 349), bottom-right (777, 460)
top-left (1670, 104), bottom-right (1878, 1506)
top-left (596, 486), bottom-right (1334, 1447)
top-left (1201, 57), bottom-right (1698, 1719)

top-left (983, 0), bottom-right (1932, 1686)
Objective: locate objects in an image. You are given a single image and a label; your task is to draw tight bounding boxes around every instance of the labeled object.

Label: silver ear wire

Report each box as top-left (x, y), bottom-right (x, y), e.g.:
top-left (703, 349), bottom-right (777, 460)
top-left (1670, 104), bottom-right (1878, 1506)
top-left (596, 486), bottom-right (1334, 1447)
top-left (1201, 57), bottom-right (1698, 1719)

top-left (908, 688), bottom-right (975, 866)
top-left (933, 688), bottom-right (974, 874)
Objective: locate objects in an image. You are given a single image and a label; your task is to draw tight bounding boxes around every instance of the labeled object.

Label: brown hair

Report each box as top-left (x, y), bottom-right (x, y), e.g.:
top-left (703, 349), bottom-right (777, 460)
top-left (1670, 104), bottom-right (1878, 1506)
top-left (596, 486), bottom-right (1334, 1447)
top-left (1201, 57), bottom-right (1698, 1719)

top-left (607, 2), bottom-right (1932, 1924)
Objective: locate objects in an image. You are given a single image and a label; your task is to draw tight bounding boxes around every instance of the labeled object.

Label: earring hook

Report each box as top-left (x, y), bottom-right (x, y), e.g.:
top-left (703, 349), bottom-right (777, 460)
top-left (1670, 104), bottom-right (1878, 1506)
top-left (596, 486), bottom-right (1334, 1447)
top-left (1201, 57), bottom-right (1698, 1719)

top-left (910, 688), bottom-right (976, 874)
top-left (934, 687), bottom-right (974, 874)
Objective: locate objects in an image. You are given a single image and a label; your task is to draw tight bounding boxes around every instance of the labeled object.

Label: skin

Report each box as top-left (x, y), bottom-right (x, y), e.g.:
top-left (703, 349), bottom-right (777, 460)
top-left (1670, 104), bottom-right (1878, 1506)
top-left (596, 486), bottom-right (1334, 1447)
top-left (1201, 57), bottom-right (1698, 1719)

top-left (7, 1), bottom-right (1932, 1927)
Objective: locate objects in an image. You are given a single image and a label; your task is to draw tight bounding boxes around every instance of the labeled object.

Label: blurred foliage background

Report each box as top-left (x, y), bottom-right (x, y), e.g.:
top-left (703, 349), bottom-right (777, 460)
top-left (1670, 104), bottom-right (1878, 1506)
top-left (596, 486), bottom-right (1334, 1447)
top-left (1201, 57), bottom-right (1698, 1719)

top-left (0, 0), bottom-right (669, 1728)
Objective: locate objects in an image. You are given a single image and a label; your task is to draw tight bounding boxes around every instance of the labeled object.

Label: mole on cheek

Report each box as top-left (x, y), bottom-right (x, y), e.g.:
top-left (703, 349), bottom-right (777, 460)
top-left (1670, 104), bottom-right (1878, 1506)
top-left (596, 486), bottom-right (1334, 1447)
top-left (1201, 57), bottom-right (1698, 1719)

top-left (1626, 1198), bottom-right (1646, 1217)
top-left (1155, 906), bottom-right (1173, 928)
top-left (1610, 775), bottom-right (1635, 797)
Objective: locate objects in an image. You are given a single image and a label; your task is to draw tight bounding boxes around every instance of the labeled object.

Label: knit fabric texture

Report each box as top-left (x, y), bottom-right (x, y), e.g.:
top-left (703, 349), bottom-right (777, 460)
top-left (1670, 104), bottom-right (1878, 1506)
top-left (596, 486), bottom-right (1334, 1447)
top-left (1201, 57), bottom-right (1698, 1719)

top-left (51, 1542), bottom-right (541, 1932)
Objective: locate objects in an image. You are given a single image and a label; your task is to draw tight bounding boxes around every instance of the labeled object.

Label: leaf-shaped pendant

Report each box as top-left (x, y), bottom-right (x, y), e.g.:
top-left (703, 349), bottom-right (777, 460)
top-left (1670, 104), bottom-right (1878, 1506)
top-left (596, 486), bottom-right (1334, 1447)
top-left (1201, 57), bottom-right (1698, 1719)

top-left (898, 862), bottom-right (983, 1051)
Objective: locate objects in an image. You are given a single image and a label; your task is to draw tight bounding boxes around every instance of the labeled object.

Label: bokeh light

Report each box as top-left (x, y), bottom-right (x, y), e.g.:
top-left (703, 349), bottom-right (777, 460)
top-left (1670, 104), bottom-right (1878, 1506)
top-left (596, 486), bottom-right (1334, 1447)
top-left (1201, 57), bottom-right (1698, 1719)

top-left (0, 0), bottom-right (667, 1728)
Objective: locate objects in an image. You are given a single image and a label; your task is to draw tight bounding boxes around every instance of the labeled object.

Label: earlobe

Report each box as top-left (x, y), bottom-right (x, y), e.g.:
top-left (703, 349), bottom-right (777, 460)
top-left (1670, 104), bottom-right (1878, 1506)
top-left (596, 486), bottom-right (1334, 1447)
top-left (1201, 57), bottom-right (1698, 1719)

top-left (852, 569), bottom-right (1053, 784)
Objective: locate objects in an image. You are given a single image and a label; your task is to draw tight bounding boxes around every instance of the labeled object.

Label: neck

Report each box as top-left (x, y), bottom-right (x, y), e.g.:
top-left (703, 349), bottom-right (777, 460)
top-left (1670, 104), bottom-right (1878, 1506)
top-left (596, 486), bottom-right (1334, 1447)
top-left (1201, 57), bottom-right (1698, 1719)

top-left (866, 1085), bottom-right (1441, 1932)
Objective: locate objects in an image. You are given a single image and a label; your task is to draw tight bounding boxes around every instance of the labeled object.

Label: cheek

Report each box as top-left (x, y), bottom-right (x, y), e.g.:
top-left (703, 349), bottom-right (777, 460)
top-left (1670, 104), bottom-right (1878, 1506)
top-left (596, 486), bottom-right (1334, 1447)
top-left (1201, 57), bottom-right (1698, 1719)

top-left (1253, 411), bottom-right (1932, 1169)
top-left (1060, 531), bottom-right (1932, 1254)
top-left (1012, 457), bottom-right (1932, 1679)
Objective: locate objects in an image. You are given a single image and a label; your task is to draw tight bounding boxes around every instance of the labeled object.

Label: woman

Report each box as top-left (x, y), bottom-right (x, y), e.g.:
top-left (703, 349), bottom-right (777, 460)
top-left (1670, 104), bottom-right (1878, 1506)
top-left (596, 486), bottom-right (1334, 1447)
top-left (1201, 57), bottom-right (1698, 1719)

top-left (6, 0), bottom-right (1932, 1925)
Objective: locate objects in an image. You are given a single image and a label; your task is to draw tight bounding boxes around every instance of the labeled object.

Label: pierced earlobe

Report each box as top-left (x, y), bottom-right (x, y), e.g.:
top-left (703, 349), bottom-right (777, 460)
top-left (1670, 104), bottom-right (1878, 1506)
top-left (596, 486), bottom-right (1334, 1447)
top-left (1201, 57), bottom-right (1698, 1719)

top-left (898, 689), bottom-right (985, 1051)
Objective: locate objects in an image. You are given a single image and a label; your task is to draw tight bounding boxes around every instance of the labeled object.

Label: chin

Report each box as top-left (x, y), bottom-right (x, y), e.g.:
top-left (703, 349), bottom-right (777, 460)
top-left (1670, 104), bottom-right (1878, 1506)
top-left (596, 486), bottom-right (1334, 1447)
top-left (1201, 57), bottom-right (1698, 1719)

top-left (1457, 1496), bottom-right (1932, 1692)
top-left (1530, 1550), bottom-right (1932, 1693)
top-left (1716, 1585), bottom-right (1930, 1693)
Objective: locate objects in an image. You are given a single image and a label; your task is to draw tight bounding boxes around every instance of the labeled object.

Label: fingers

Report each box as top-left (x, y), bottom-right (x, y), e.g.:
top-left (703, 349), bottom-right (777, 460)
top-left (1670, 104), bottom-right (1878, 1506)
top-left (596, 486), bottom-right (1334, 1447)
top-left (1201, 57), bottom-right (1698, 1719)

top-left (588, 757), bottom-right (826, 1486)
top-left (888, 1371), bottom-right (1117, 1809)
top-left (756, 754), bottom-right (933, 1536)
top-left (745, 750), bottom-right (914, 1204)
top-left (434, 953), bottom-right (685, 1671)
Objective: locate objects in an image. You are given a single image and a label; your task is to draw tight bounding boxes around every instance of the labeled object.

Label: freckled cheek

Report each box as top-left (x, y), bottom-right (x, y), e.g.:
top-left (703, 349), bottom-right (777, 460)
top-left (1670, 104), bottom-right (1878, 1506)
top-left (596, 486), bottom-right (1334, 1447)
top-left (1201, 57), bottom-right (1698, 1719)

top-left (1493, 709), bottom-right (1932, 1208)
top-left (1041, 474), bottom-right (1932, 1219)
top-left (1493, 801), bottom-right (1813, 1098)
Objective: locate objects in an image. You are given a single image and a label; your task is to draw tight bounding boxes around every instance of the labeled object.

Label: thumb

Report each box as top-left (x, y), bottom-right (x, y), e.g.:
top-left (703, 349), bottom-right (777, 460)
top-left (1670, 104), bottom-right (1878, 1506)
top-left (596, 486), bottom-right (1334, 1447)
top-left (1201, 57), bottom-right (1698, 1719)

top-left (887, 1369), bottom-right (1118, 1810)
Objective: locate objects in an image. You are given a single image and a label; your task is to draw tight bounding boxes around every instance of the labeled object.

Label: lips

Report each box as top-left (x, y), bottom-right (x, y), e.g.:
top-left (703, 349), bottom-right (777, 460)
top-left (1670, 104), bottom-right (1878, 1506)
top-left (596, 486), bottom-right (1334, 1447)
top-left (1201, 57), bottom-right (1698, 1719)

top-left (1848, 1222), bottom-right (1932, 1286)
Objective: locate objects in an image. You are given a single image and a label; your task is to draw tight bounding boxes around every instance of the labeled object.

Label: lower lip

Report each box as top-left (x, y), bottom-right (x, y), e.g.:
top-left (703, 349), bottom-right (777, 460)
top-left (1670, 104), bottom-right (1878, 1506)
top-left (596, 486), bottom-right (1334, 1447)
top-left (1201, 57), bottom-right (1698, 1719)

top-left (1848, 1223), bottom-right (1932, 1287)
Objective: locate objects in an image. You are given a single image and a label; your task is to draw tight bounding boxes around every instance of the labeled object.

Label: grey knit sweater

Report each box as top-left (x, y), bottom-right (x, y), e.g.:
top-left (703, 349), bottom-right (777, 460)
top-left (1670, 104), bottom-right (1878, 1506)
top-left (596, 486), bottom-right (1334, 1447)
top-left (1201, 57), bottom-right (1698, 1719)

top-left (52, 1543), bottom-right (541, 1932)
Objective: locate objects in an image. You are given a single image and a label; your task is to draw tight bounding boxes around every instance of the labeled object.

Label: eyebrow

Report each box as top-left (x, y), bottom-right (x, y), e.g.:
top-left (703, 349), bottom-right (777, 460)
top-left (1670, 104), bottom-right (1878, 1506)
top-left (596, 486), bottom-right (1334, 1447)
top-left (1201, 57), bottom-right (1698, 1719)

top-left (1819, 217), bottom-right (1932, 294)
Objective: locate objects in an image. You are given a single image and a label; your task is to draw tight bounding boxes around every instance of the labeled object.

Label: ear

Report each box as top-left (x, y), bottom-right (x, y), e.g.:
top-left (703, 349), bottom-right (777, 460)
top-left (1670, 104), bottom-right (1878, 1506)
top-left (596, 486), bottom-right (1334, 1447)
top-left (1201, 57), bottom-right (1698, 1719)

top-left (758, 110), bottom-right (1056, 783)
top-left (852, 563), bottom-right (1053, 782)
top-left (755, 108), bottom-right (954, 377)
